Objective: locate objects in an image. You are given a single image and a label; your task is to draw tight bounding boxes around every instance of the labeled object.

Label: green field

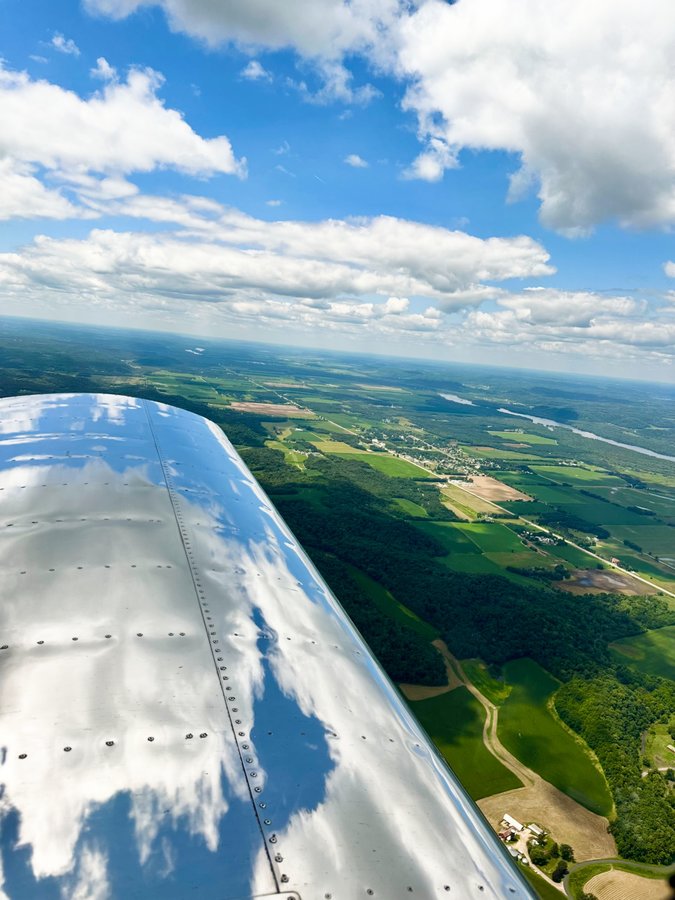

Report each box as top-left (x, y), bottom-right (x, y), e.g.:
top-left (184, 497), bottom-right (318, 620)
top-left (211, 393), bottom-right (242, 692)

top-left (327, 449), bottom-right (434, 478)
top-left (608, 626), bottom-right (675, 681)
top-left (464, 446), bottom-right (544, 461)
top-left (488, 430), bottom-right (558, 445)
top-left (441, 482), bottom-right (501, 518)
top-left (411, 687), bottom-right (522, 800)
top-left (462, 658), bottom-right (511, 705)
top-left (392, 497), bottom-right (429, 517)
top-left (498, 659), bottom-right (613, 816)
top-left (312, 439), bottom-right (364, 453)
top-left (531, 465), bottom-right (623, 486)
top-left (609, 523), bottom-right (675, 556)
top-left (455, 522), bottom-right (525, 553)
top-left (349, 566), bottom-right (439, 641)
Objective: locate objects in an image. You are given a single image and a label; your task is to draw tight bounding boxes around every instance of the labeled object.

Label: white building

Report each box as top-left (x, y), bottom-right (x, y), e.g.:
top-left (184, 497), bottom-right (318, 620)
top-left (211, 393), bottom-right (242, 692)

top-left (502, 814), bottom-right (524, 832)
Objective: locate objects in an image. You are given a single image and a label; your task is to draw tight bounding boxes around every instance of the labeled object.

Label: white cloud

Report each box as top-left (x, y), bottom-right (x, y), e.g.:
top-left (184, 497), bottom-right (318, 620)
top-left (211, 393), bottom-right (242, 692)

top-left (51, 33), bottom-right (80, 56)
top-left (396, 0), bottom-right (675, 232)
top-left (240, 60), bottom-right (271, 81)
top-left (345, 153), bottom-right (368, 168)
top-left (84, 0), bottom-right (405, 57)
top-left (90, 57), bottom-right (117, 81)
top-left (0, 63), bottom-right (245, 221)
top-left (266, 199), bottom-right (283, 207)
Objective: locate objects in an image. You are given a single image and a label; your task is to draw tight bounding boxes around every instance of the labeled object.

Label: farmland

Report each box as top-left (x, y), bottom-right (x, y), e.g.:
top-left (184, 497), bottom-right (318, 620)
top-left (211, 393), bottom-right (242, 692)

top-left (409, 687), bottom-right (522, 800)
top-left (0, 317), bottom-right (673, 869)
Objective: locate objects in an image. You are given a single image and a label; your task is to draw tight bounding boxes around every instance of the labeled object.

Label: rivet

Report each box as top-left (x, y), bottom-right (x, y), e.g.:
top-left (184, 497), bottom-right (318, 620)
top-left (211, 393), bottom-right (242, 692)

top-left (242, 743), bottom-right (249, 750)
top-left (147, 736), bottom-right (154, 742)
top-left (264, 818), bottom-right (271, 825)
top-left (0, 645), bottom-right (7, 650)
top-left (64, 746), bottom-right (72, 752)
top-left (179, 632), bottom-right (185, 636)
top-left (269, 834), bottom-right (276, 843)
top-left (37, 640), bottom-right (44, 645)
top-left (254, 786), bottom-right (261, 793)
top-left (235, 719), bottom-right (241, 724)
top-left (280, 875), bottom-right (289, 884)
top-left (105, 740), bottom-right (114, 747)
top-left (105, 634), bottom-right (111, 639)
top-left (258, 801), bottom-right (266, 808)
top-left (72, 637), bottom-right (78, 641)
top-left (186, 733), bottom-right (193, 739)
top-left (168, 632), bottom-right (174, 636)
top-left (250, 771), bottom-right (257, 778)
top-left (246, 757), bottom-right (253, 763)
top-left (367, 891), bottom-right (374, 896)
top-left (276, 854), bottom-right (283, 863)
top-left (137, 633), bottom-right (143, 637)
top-left (199, 733), bottom-right (207, 739)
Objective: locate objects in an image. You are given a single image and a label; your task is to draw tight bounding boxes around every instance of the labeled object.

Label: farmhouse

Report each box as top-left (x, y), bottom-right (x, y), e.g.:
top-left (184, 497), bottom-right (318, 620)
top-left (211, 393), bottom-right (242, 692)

top-left (502, 814), bottom-right (524, 832)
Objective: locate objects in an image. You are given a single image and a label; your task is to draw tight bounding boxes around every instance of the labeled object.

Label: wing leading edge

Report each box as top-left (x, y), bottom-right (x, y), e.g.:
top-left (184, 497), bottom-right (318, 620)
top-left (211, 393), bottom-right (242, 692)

top-left (0, 393), bottom-right (534, 899)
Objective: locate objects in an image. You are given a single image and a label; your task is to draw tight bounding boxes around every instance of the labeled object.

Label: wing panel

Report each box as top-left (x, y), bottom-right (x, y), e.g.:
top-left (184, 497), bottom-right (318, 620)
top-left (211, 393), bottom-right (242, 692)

top-left (0, 394), bottom-right (534, 900)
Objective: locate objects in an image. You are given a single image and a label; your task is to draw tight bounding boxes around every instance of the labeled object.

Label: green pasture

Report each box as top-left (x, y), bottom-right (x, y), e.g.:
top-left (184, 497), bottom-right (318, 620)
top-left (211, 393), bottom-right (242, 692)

top-left (455, 522), bottom-right (525, 553)
top-left (544, 541), bottom-right (597, 568)
top-left (645, 723), bottom-right (675, 770)
top-left (411, 687), bottom-right (522, 800)
top-left (488, 430), bottom-right (558, 445)
top-left (392, 497), bottom-right (429, 517)
top-left (416, 521), bottom-right (483, 555)
top-left (333, 451), bottom-right (434, 478)
top-left (531, 465), bottom-right (623, 486)
top-left (265, 440), bottom-right (306, 468)
top-left (608, 626), bottom-right (675, 681)
top-left (610, 523), bottom-right (675, 557)
top-left (518, 863), bottom-right (563, 900)
top-left (349, 566), bottom-right (439, 641)
top-left (464, 446), bottom-right (544, 461)
top-left (462, 658), bottom-right (511, 705)
top-left (312, 439), bottom-right (364, 453)
top-left (596, 485), bottom-right (675, 520)
top-left (498, 659), bottom-right (613, 817)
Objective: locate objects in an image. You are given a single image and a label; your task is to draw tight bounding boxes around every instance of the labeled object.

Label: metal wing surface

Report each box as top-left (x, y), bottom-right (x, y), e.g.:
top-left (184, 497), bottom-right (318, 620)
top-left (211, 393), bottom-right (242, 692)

top-left (0, 393), bottom-right (533, 899)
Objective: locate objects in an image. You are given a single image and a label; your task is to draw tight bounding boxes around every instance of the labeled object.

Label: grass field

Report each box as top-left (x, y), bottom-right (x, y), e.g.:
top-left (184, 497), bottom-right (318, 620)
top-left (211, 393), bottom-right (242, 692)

top-left (312, 439), bottom-right (364, 453)
top-left (462, 658), bottom-right (511, 705)
top-left (531, 465), bottom-right (623, 486)
top-left (455, 522), bottom-right (525, 553)
top-left (610, 523), bottom-right (675, 556)
top-left (488, 430), bottom-right (558, 445)
top-left (348, 566), bottom-right (439, 641)
top-left (331, 451), bottom-right (435, 478)
top-left (441, 483), bottom-right (502, 518)
top-left (392, 497), bottom-right (429, 517)
top-left (645, 723), bottom-right (675, 770)
top-left (464, 446), bottom-right (544, 461)
top-left (608, 626), bottom-right (675, 681)
top-left (518, 862), bottom-right (563, 899)
top-left (411, 687), bottom-right (522, 800)
top-left (498, 659), bottom-right (613, 817)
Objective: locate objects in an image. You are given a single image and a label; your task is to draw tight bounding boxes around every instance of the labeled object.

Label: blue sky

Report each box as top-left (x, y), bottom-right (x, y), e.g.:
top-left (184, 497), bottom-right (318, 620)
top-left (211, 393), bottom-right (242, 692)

top-left (1, 0), bottom-right (674, 381)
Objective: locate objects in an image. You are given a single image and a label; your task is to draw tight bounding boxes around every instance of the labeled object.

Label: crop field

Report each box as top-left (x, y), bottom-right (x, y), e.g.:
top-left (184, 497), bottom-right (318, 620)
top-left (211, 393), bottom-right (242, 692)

top-left (463, 446), bottom-right (544, 461)
top-left (392, 497), bottom-right (428, 517)
top-left (609, 523), bottom-right (675, 556)
top-left (461, 658), bottom-right (511, 705)
top-left (311, 439), bottom-right (363, 453)
top-left (608, 626), bottom-right (675, 681)
top-left (332, 451), bottom-right (434, 478)
top-left (488, 430), bottom-right (558, 445)
top-left (410, 687), bottom-right (522, 800)
top-left (531, 465), bottom-right (624, 486)
top-left (440, 482), bottom-right (502, 518)
top-left (348, 566), bottom-right (439, 641)
top-left (455, 522), bottom-right (527, 553)
top-left (498, 659), bottom-right (613, 817)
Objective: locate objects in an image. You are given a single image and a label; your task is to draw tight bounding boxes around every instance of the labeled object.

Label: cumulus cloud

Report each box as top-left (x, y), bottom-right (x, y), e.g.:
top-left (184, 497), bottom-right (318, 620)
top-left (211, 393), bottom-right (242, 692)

top-left (84, 0), bottom-right (406, 57)
top-left (397, 0), bottom-right (675, 232)
top-left (0, 63), bottom-right (244, 221)
top-left (240, 60), bottom-right (271, 81)
top-left (0, 205), bottom-right (554, 344)
top-left (51, 33), bottom-right (80, 56)
top-left (462, 288), bottom-right (675, 363)
top-left (345, 153), bottom-right (368, 168)
top-left (90, 57), bottom-right (117, 81)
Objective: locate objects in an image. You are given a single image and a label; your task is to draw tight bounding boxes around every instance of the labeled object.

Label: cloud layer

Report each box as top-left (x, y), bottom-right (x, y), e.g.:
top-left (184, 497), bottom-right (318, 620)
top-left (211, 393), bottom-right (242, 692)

top-left (0, 63), bottom-right (244, 220)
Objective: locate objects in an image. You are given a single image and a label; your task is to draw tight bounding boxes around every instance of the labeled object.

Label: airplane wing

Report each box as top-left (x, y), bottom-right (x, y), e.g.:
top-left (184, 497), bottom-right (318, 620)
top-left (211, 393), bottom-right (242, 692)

top-left (0, 393), bottom-right (534, 899)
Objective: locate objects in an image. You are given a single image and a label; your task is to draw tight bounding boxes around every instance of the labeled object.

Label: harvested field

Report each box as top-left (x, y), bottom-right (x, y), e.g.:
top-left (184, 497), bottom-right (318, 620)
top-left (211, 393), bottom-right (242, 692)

top-left (467, 475), bottom-right (533, 502)
top-left (400, 652), bottom-right (462, 700)
top-left (230, 402), bottom-right (314, 417)
top-left (558, 569), bottom-right (655, 596)
top-left (584, 869), bottom-right (669, 900)
top-left (478, 781), bottom-right (616, 861)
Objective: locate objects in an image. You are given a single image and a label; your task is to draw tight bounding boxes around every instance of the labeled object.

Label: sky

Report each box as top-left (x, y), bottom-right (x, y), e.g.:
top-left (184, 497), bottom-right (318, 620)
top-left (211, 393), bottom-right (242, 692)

top-left (1, 0), bottom-right (675, 381)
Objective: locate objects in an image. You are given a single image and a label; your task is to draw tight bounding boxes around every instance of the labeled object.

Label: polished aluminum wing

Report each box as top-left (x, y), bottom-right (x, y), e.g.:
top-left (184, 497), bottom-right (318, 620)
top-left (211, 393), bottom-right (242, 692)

top-left (0, 393), bottom-right (534, 899)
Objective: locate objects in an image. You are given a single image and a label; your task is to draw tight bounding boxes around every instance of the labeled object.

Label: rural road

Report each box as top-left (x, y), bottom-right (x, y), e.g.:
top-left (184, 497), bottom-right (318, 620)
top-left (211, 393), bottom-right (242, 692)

top-left (563, 858), bottom-right (675, 898)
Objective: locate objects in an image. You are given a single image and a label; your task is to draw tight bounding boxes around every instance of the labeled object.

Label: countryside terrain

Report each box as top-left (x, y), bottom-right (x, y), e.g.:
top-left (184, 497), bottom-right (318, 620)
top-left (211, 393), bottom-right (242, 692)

top-left (0, 316), bottom-right (673, 899)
